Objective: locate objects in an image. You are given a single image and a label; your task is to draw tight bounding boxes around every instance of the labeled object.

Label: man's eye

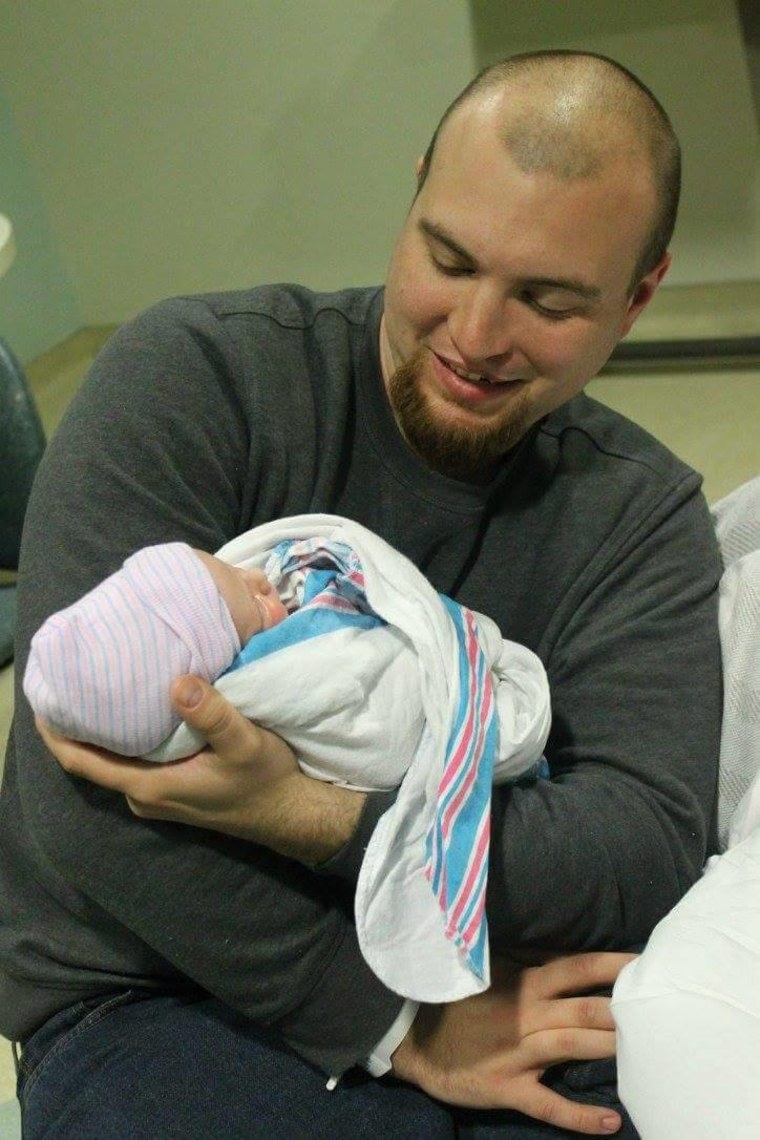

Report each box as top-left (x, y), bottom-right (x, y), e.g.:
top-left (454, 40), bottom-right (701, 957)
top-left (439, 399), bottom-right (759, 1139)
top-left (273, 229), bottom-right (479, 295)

top-left (523, 292), bottom-right (574, 319)
top-left (431, 255), bottom-right (473, 277)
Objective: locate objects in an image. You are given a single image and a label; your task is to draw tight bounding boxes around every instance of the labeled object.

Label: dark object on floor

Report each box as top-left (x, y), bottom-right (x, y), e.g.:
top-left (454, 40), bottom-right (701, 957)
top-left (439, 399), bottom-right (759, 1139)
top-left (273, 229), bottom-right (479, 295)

top-left (0, 337), bottom-right (45, 666)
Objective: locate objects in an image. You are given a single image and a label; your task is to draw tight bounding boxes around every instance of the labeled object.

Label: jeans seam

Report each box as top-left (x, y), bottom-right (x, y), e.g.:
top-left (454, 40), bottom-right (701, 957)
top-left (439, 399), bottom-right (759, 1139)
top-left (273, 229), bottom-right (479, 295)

top-left (19, 989), bottom-right (136, 1104)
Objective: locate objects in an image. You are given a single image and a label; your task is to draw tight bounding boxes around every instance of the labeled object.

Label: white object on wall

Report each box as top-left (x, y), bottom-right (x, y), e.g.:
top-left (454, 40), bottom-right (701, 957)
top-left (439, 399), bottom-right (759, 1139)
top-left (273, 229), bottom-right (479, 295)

top-left (0, 216), bottom-right (16, 279)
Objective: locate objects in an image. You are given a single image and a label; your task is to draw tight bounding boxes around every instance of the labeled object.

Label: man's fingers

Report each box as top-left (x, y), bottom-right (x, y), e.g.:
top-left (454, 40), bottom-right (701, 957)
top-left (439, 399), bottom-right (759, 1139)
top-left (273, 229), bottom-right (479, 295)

top-left (37, 685), bottom-right (304, 844)
top-left (170, 675), bottom-right (298, 794)
top-left (36, 716), bottom-right (143, 792)
top-left (170, 675), bottom-right (260, 757)
top-left (529, 1028), bottom-right (618, 1068)
top-left (530, 952), bottom-right (638, 1000)
top-left (546, 995), bottom-right (616, 1034)
top-left (511, 1081), bottom-right (622, 1136)
top-left (38, 714), bottom-right (206, 816)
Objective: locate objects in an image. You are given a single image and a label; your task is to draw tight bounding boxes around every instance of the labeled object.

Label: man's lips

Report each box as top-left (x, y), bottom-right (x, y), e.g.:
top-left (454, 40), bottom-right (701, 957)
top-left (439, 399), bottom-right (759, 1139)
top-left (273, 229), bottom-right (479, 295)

top-left (430, 351), bottom-right (525, 403)
top-left (436, 353), bottom-right (501, 384)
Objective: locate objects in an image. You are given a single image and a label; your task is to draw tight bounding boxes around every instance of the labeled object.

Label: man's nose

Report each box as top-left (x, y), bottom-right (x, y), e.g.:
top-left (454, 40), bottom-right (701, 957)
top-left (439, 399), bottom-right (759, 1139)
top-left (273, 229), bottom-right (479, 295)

top-left (447, 286), bottom-right (514, 365)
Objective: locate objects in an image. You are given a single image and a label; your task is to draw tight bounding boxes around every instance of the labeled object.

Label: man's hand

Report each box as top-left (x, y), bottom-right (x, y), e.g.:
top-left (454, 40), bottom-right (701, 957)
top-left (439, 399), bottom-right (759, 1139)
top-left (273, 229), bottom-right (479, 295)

top-left (37, 675), bottom-right (366, 863)
top-left (392, 952), bottom-right (635, 1135)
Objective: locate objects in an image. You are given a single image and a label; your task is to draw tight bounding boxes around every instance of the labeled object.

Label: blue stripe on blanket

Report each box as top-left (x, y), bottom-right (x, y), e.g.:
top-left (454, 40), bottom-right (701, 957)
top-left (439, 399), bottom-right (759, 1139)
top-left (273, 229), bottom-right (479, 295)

top-left (225, 540), bottom-right (384, 674)
top-left (227, 603), bottom-right (381, 671)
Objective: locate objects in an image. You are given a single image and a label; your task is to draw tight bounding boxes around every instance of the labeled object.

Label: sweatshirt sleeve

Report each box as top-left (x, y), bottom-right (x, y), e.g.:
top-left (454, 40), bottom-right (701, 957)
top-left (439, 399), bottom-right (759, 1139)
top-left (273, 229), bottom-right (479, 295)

top-left (13, 298), bottom-right (402, 1074)
top-left (484, 477), bottom-right (723, 952)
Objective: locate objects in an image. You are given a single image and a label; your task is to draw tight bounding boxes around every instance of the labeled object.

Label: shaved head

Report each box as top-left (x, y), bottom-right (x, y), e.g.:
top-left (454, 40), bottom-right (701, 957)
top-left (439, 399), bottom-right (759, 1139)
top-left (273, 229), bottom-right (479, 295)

top-left (417, 51), bottom-right (681, 290)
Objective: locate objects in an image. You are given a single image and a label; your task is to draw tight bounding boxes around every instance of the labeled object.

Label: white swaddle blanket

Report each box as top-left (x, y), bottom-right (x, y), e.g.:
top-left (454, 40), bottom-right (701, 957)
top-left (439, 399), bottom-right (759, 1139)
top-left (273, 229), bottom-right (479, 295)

top-left (154, 514), bottom-right (551, 1001)
top-left (712, 476), bottom-right (760, 848)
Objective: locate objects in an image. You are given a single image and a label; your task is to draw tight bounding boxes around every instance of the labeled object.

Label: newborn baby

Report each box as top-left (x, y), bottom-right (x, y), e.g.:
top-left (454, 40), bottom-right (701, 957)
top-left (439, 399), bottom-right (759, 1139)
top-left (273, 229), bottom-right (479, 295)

top-left (25, 515), bottom-right (552, 1001)
top-left (24, 542), bottom-right (288, 756)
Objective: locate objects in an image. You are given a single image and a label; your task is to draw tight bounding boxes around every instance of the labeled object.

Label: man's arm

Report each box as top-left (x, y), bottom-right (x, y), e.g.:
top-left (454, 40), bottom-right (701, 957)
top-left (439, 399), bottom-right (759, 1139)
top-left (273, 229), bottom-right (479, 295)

top-left (484, 482), bottom-right (722, 953)
top-left (37, 403), bottom-right (720, 956)
top-left (41, 673), bottom-right (635, 1135)
top-left (12, 299), bottom-right (403, 1074)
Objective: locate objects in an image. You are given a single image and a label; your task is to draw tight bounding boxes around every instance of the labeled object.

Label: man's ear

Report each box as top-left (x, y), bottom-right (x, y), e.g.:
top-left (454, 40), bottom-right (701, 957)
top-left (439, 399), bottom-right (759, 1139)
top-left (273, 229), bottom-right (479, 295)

top-left (620, 252), bottom-right (671, 338)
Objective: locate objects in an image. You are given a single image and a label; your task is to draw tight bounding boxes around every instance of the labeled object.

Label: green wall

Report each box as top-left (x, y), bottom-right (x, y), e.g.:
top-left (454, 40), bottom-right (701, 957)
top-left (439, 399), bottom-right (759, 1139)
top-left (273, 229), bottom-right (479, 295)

top-left (0, 0), bottom-right (757, 351)
top-left (0, 0), bottom-right (475, 328)
top-left (468, 0), bottom-right (760, 288)
top-left (0, 82), bottom-right (80, 362)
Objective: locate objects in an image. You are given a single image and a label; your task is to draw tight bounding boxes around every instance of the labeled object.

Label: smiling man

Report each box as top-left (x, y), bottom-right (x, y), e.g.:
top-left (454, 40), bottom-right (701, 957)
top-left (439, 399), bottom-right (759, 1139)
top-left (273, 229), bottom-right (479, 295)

top-left (2, 51), bottom-right (722, 1139)
top-left (380, 54), bottom-right (674, 483)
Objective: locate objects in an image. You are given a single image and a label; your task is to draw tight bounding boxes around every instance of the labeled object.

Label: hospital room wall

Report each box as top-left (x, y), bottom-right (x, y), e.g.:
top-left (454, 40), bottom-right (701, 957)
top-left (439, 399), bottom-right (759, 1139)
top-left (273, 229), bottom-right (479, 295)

top-left (0, 83), bottom-right (80, 362)
top-left (0, 0), bottom-right (758, 358)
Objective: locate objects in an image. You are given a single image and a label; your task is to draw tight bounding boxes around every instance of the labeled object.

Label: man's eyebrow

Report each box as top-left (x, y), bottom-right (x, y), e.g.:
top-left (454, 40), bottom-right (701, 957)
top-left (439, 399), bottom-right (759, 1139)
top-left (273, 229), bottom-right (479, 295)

top-left (418, 219), bottom-right (476, 264)
top-left (419, 218), bottom-right (602, 302)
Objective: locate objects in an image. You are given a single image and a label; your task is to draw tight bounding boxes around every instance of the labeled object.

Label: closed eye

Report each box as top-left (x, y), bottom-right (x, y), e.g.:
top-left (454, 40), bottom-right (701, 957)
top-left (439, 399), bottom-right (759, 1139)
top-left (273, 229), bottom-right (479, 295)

top-left (521, 291), bottom-right (576, 320)
top-left (431, 254), bottom-right (476, 278)
top-left (419, 220), bottom-right (478, 278)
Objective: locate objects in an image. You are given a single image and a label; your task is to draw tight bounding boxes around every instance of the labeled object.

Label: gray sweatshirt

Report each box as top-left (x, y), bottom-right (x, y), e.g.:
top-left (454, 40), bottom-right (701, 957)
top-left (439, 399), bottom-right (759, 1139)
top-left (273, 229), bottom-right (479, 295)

top-left (0, 285), bottom-right (722, 1075)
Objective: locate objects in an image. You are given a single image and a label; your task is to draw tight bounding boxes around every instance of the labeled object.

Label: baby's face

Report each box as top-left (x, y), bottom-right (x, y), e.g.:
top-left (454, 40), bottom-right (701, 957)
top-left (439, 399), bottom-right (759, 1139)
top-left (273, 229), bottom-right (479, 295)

top-left (194, 551), bottom-right (288, 645)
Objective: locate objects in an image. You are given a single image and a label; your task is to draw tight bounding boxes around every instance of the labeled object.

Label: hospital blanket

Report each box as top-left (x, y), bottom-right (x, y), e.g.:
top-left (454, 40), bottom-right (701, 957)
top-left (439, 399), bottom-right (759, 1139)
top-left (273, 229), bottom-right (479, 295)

top-left (153, 514), bottom-right (551, 1001)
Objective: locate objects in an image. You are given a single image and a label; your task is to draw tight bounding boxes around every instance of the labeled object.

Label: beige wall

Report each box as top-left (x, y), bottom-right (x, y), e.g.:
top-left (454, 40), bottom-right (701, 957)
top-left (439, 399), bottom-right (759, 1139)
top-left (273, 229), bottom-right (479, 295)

top-left (589, 365), bottom-right (760, 504)
top-left (0, 0), bottom-right (757, 335)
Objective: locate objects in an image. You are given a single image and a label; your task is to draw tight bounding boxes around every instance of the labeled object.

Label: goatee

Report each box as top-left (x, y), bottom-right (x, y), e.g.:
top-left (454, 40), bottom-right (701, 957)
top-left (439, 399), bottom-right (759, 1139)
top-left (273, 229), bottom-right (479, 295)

top-left (387, 350), bottom-right (531, 482)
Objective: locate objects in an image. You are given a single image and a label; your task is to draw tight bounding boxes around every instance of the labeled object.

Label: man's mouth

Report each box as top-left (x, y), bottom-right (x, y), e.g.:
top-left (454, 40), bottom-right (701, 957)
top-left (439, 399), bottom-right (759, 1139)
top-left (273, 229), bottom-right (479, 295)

top-left (436, 353), bottom-right (507, 387)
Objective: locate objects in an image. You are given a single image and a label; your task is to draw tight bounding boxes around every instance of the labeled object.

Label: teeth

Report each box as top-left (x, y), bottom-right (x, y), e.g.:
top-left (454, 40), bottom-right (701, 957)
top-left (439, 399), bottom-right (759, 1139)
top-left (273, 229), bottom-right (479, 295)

top-left (450, 362), bottom-right (487, 382)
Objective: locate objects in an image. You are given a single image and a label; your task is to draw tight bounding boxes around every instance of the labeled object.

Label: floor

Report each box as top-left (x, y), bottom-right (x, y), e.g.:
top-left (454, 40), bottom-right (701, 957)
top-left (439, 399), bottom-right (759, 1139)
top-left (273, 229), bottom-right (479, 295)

top-left (0, 304), bottom-right (758, 1132)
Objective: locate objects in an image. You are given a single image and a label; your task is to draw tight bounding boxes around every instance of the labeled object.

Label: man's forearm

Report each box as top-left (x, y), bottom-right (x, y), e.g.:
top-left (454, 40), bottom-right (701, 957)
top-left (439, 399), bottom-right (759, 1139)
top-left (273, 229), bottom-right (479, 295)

top-left (249, 773), bottom-right (367, 864)
top-left (164, 679), bottom-right (369, 862)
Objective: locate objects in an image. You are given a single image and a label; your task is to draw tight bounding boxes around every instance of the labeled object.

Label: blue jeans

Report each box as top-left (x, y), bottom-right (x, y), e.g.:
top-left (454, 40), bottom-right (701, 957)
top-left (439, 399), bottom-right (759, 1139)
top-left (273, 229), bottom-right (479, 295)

top-left (17, 991), bottom-right (638, 1138)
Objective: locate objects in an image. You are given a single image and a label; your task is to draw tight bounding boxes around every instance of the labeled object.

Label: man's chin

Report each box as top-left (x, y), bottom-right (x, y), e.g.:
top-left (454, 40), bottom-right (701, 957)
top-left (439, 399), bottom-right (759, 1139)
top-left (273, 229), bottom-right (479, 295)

top-left (388, 361), bottom-right (532, 482)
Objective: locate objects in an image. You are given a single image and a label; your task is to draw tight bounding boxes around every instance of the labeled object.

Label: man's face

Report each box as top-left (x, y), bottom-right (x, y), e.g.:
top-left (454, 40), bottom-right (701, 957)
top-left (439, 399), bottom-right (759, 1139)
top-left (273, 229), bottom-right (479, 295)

top-left (380, 100), bottom-right (668, 479)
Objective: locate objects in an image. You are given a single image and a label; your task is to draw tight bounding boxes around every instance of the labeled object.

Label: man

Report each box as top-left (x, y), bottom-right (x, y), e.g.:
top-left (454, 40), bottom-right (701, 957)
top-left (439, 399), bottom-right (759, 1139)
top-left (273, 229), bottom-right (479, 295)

top-left (1, 51), bottom-right (722, 1137)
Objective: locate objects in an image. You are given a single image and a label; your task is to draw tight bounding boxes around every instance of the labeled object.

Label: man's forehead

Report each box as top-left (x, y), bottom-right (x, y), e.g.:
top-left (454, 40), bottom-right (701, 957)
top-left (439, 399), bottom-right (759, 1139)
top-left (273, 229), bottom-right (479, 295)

top-left (438, 84), bottom-right (641, 183)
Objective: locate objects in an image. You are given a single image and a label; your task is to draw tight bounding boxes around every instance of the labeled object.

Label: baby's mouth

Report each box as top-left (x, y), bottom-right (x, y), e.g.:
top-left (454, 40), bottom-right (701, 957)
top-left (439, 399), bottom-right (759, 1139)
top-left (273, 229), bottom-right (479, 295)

top-left (253, 594), bottom-right (271, 631)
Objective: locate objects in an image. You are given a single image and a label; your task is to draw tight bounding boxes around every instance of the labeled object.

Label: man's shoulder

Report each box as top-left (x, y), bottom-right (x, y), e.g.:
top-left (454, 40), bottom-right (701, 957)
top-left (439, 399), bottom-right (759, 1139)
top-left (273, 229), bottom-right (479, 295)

top-left (149, 283), bottom-right (383, 332)
top-left (540, 392), bottom-right (698, 489)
